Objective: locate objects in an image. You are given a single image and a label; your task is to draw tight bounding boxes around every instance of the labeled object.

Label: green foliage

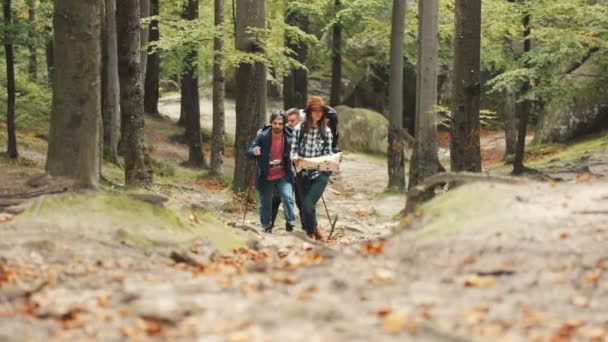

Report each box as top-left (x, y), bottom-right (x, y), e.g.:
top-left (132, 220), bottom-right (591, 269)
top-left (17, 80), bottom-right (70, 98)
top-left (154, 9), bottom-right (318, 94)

top-left (0, 68), bottom-right (51, 136)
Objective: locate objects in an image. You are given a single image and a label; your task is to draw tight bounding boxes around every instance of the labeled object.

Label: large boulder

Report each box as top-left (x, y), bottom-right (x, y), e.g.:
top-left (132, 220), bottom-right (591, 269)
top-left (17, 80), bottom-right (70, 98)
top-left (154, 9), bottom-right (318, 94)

top-left (534, 58), bottom-right (608, 144)
top-left (334, 105), bottom-right (388, 154)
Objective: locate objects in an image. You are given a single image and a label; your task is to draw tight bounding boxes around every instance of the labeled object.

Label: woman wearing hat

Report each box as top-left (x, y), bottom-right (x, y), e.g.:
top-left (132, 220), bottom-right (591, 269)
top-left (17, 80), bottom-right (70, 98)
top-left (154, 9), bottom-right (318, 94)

top-left (291, 96), bottom-right (334, 240)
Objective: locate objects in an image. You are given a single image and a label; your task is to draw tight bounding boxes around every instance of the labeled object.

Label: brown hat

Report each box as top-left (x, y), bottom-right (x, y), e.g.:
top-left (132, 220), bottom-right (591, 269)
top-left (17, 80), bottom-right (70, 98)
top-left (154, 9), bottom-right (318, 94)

top-left (306, 96), bottom-right (324, 110)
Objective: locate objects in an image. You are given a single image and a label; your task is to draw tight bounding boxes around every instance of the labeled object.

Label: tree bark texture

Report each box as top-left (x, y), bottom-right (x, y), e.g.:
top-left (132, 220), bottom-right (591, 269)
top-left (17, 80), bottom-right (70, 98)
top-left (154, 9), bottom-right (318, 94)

top-left (143, 0), bottom-right (160, 115)
top-left (182, 0), bottom-right (205, 167)
top-left (46, 0), bottom-right (103, 187)
top-left (102, 0), bottom-right (120, 163)
top-left (329, 0), bottom-right (342, 107)
top-left (233, 0), bottom-right (266, 194)
top-left (140, 0), bottom-right (149, 78)
top-left (408, 0), bottom-right (439, 189)
top-left (402, 60), bottom-right (416, 136)
top-left (283, 1), bottom-right (309, 110)
top-left (450, 0), bottom-right (482, 172)
top-left (387, 0), bottom-right (406, 191)
top-left (502, 92), bottom-right (517, 157)
top-left (116, 0), bottom-right (153, 186)
top-left (4, 0), bottom-right (17, 158)
top-left (210, 0), bottom-right (226, 174)
top-left (27, 0), bottom-right (37, 80)
top-left (513, 12), bottom-right (531, 175)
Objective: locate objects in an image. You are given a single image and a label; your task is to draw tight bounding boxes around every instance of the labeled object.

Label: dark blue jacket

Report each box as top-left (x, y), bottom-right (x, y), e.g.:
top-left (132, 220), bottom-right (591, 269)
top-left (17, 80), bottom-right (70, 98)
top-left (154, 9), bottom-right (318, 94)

top-left (247, 127), bottom-right (294, 185)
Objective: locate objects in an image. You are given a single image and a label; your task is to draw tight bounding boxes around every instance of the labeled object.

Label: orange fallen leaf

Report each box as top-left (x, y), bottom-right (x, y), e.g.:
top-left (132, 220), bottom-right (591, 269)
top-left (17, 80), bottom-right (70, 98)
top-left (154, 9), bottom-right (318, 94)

top-left (585, 269), bottom-right (602, 284)
top-left (377, 307), bottom-right (392, 317)
top-left (554, 320), bottom-right (583, 340)
top-left (576, 172), bottom-right (592, 183)
top-left (362, 241), bottom-right (385, 256)
top-left (189, 213), bottom-right (200, 224)
top-left (144, 319), bottom-right (165, 337)
top-left (464, 275), bottom-right (496, 288)
top-left (461, 256), bottom-right (476, 265)
top-left (381, 313), bottom-right (417, 334)
top-left (559, 232), bottom-right (570, 240)
top-left (0, 213), bottom-right (14, 223)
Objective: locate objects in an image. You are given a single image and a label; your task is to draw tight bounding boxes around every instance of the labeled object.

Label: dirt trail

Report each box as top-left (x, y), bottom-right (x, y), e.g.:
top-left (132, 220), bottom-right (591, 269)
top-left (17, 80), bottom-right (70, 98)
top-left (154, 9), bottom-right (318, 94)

top-left (1, 109), bottom-right (608, 341)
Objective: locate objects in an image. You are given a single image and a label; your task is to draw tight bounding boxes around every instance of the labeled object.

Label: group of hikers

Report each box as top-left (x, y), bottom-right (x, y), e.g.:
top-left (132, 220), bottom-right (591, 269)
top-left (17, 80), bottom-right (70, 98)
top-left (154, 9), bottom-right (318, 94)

top-left (247, 96), bottom-right (339, 240)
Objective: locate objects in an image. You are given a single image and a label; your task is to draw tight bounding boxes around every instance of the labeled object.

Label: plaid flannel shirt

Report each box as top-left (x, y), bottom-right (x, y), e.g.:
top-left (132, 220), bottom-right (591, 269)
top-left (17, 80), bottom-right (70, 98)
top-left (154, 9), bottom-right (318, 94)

top-left (291, 123), bottom-right (333, 179)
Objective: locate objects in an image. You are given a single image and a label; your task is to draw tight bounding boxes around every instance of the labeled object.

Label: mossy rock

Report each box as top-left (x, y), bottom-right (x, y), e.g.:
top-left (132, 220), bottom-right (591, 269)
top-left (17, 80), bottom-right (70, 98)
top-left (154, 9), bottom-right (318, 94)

top-left (13, 193), bottom-right (252, 253)
top-left (335, 105), bottom-right (388, 154)
top-left (534, 58), bottom-right (608, 144)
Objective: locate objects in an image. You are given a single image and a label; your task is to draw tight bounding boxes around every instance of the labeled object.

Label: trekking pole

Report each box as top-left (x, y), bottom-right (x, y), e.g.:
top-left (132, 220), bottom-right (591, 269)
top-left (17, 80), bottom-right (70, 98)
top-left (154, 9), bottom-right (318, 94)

top-left (321, 195), bottom-right (338, 240)
top-left (241, 161), bottom-right (257, 226)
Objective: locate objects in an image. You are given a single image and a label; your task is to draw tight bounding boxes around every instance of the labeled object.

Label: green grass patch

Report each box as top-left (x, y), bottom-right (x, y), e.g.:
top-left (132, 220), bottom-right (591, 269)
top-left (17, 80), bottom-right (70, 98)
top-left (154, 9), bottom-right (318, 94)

top-left (526, 132), bottom-right (608, 167)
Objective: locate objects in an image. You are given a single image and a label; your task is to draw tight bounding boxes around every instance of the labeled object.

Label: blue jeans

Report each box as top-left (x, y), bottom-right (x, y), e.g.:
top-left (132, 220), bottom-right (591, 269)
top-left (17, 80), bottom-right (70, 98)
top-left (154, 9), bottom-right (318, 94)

top-left (296, 172), bottom-right (330, 234)
top-left (257, 177), bottom-right (296, 229)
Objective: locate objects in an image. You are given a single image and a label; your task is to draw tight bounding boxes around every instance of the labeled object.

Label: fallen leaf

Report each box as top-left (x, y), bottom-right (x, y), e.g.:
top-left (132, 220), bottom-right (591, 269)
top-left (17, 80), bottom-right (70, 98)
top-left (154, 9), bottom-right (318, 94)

top-left (362, 241), bottom-right (385, 256)
top-left (554, 320), bottom-right (583, 340)
top-left (462, 306), bottom-right (489, 325)
top-left (559, 231), bottom-right (570, 240)
top-left (572, 295), bottom-right (589, 307)
top-left (369, 269), bottom-right (395, 285)
top-left (0, 213), bottom-right (14, 223)
top-left (144, 318), bottom-right (165, 337)
top-left (226, 333), bottom-right (250, 342)
top-left (585, 269), bottom-right (602, 284)
top-left (521, 308), bottom-right (547, 329)
top-left (354, 210), bottom-right (369, 219)
top-left (576, 172), bottom-right (592, 183)
top-left (464, 275), bottom-right (496, 288)
top-left (377, 307), bottom-right (392, 317)
top-left (189, 213), bottom-right (200, 224)
top-left (381, 313), bottom-right (416, 334)
top-left (461, 256), bottom-right (476, 265)
top-left (96, 293), bottom-right (109, 308)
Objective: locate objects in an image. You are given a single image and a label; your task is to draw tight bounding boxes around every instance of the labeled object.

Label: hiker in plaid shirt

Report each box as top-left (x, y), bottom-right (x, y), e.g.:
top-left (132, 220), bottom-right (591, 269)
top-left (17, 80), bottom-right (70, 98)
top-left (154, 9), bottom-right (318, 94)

top-left (291, 96), bottom-right (334, 240)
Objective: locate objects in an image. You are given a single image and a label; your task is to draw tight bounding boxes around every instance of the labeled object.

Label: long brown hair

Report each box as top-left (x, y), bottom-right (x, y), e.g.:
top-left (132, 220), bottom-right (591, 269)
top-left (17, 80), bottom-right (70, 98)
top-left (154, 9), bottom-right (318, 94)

top-left (304, 108), bottom-right (328, 133)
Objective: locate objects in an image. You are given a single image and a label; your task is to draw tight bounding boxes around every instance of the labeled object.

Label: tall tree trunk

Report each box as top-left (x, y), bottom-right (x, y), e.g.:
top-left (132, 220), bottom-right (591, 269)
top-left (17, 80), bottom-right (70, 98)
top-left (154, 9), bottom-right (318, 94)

top-left (102, 0), bottom-right (120, 163)
top-left (402, 60), bottom-right (416, 136)
top-left (46, 0), bottom-right (102, 187)
top-left (182, 0), bottom-right (205, 167)
top-left (450, 0), bottom-right (482, 172)
top-left (329, 0), bottom-right (342, 107)
top-left (116, 0), bottom-right (153, 187)
top-left (387, 0), bottom-right (406, 191)
top-left (233, 0), bottom-right (266, 194)
top-left (144, 0), bottom-right (159, 116)
top-left (513, 12), bottom-right (531, 175)
top-left (27, 0), bottom-right (37, 80)
top-left (210, 0), bottom-right (225, 174)
top-left (502, 92), bottom-right (517, 157)
top-left (283, 1), bottom-right (309, 109)
top-left (4, 0), bottom-right (17, 158)
top-left (140, 0), bottom-right (150, 78)
top-left (408, 0), bottom-right (439, 189)
top-left (45, 37), bottom-right (53, 84)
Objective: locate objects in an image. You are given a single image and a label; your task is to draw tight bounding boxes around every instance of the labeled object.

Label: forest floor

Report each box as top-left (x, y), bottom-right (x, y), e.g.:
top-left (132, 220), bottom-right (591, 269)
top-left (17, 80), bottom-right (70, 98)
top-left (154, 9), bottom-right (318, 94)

top-left (0, 101), bottom-right (608, 341)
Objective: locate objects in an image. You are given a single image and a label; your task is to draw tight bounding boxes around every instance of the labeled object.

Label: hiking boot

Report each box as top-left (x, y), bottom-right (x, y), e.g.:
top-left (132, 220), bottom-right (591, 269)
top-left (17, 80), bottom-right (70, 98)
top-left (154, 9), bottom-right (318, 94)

top-left (285, 223), bottom-right (294, 232)
top-left (313, 225), bottom-right (324, 241)
top-left (306, 232), bottom-right (315, 239)
top-left (263, 226), bottom-right (272, 234)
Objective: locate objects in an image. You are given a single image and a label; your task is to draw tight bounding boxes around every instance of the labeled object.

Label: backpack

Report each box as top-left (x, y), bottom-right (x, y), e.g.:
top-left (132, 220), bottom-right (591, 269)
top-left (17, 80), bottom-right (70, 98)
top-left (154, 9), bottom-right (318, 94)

top-left (299, 106), bottom-right (340, 153)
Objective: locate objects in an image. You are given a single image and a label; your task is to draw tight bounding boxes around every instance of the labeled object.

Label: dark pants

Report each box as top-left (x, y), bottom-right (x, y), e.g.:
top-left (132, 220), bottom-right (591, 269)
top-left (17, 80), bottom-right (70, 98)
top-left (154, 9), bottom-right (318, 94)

top-left (271, 184), bottom-right (302, 227)
top-left (295, 172), bottom-right (330, 234)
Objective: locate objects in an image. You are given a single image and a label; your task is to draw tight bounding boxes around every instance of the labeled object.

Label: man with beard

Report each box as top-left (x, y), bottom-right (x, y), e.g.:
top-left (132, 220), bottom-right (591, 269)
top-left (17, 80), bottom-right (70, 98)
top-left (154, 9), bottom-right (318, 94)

top-left (247, 112), bottom-right (296, 233)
